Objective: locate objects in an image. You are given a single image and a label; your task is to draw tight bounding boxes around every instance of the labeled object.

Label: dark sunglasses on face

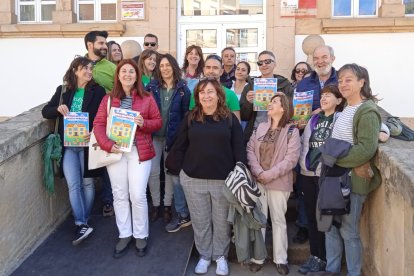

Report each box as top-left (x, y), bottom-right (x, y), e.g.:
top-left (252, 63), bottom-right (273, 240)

top-left (295, 68), bottom-right (308, 74)
top-left (144, 42), bottom-right (157, 47)
top-left (256, 59), bottom-right (274, 66)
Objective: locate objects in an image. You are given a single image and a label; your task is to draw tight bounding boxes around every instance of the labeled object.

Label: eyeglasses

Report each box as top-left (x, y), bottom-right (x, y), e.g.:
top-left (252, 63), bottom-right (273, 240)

top-left (256, 59), bottom-right (274, 66)
top-left (295, 69), bottom-right (308, 74)
top-left (144, 42), bottom-right (157, 47)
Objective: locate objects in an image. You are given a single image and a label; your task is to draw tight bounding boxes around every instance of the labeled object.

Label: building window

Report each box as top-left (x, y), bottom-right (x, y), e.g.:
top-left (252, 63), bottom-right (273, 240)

top-left (76, 0), bottom-right (117, 22)
top-left (405, 0), bottom-right (414, 15)
top-left (17, 0), bottom-right (56, 23)
top-left (181, 0), bottom-right (263, 16)
top-left (332, 0), bottom-right (378, 17)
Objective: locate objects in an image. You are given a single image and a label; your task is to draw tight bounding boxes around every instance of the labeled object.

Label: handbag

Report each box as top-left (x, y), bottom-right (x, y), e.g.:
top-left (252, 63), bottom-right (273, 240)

top-left (42, 84), bottom-right (66, 193)
top-left (88, 97), bottom-right (122, 170)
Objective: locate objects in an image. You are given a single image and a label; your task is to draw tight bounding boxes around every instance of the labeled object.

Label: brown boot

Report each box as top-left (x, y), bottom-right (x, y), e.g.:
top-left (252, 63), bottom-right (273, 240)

top-left (163, 206), bottom-right (172, 223)
top-left (150, 206), bottom-right (160, 222)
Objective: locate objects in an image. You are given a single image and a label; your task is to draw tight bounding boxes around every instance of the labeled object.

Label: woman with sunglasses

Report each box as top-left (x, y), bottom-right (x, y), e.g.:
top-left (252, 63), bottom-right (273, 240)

top-left (246, 92), bottom-right (301, 274)
top-left (291, 62), bottom-right (312, 90)
top-left (42, 56), bottom-right (106, 245)
top-left (146, 54), bottom-right (191, 226)
top-left (171, 78), bottom-right (245, 275)
top-left (182, 45), bottom-right (204, 91)
top-left (138, 49), bottom-right (158, 87)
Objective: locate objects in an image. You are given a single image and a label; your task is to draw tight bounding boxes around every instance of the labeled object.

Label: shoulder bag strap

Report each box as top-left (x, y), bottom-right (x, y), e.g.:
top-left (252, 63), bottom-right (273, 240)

top-left (54, 84), bottom-right (66, 134)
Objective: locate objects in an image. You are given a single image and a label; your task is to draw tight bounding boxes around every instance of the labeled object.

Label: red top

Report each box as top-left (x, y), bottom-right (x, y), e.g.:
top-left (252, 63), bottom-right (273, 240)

top-left (93, 94), bottom-right (162, 161)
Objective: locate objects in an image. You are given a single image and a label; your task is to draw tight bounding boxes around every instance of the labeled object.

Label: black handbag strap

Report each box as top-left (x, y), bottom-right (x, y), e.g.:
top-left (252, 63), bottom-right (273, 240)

top-left (54, 84), bottom-right (67, 134)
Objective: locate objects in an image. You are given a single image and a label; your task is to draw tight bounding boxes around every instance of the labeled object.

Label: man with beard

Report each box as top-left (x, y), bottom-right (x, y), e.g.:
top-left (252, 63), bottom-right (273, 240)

top-left (84, 31), bottom-right (116, 218)
top-left (296, 45), bottom-right (338, 113)
top-left (84, 31), bottom-right (116, 92)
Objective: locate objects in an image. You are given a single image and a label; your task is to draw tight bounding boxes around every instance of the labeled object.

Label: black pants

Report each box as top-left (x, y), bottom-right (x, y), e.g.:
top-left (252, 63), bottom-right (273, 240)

top-left (301, 174), bottom-right (326, 261)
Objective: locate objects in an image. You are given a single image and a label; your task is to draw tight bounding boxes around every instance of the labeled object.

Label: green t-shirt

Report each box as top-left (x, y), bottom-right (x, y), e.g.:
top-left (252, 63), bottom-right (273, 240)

top-left (155, 87), bottom-right (174, 137)
top-left (88, 56), bottom-right (116, 93)
top-left (189, 86), bottom-right (240, 111)
top-left (70, 88), bottom-right (85, 112)
top-left (142, 75), bottom-right (151, 87)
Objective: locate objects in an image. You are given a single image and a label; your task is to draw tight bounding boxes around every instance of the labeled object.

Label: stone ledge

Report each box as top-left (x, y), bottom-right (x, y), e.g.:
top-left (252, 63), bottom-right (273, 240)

top-left (322, 18), bottom-right (414, 33)
top-left (0, 104), bottom-right (50, 164)
top-left (0, 23), bottom-right (125, 38)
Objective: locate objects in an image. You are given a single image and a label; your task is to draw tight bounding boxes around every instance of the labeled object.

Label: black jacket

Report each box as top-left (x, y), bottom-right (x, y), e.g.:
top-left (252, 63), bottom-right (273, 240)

top-left (42, 82), bottom-right (106, 178)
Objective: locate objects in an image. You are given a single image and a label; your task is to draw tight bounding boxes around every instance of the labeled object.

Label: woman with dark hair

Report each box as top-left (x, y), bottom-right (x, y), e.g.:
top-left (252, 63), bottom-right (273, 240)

top-left (171, 78), bottom-right (245, 275)
top-left (291, 62), bottom-right (312, 90)
top-left (146, 53), bottom-right (191, 227)
top-left (107, 41), bottom-right (123, 65)
top-left (322, 64), bottom-right (381, 276)
top-left (42, 56), bottom-right (106, 245)
top-left (93, 59), bottom-right (162, 258)
top-left (297, 85), bottom-right (345, 274)
top-left (138, 49), bottom-right (158, 87)
top-left (182, 45), bottom-right (204, 91)
top-left (231, 61), bottom-right (251, 98)
top-left (246, 92), bottom-right (301, 275)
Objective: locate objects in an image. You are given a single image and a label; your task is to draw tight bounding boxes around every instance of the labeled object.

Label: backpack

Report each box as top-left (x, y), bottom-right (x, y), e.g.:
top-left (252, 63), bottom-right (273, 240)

top-left (386, 117), bottom-right (414, 141)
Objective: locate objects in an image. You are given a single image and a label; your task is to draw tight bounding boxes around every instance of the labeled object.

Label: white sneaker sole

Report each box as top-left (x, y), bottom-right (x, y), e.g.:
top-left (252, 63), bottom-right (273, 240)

top-left (72, 227), bottom-right (93, 246)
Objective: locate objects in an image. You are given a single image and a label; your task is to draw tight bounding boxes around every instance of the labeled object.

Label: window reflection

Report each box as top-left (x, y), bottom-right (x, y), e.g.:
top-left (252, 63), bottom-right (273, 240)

top-left (226, 29), bottom-right (258, 48)
top-left (181, 0), bottom-right (263, 16)
top-left (186, 30), bottom-right (217, 48)
top-left (237, 52), bottom-right (258, 72)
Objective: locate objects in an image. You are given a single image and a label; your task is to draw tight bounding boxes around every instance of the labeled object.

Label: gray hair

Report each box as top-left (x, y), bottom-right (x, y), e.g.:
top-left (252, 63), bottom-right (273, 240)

top-left (314, 45), bottom-right (335, 57)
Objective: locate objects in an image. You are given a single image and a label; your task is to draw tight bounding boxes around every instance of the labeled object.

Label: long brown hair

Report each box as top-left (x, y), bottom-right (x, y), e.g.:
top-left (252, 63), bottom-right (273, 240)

top-left (63, 56), bottom-right (96, 91)
top-left (138, 49), bottom-right (158, 76)
top-left (270, 92), bottom-right (293, 128)
top-left (190, 78), bottom-right (230, 124)
top-left (182, 45), bottom-right (204, 78)
top-left (111, 59), bottom-right (148, 99)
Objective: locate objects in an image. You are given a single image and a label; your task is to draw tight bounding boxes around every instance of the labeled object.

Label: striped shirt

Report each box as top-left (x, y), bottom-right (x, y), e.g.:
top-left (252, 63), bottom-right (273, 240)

top-left (120, 96), bottom-right (132, 110)
top-left (331, 102), bottom-right (362, 145)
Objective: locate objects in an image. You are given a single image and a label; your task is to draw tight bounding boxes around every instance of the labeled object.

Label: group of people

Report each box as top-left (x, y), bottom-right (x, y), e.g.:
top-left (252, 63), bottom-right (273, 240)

top-left (42, 29), bottom-right (383, 276)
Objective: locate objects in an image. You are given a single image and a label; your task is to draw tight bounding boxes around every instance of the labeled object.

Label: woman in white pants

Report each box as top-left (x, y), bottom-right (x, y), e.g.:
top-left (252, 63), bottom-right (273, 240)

top-left (93, 59), bottom-right (162, 258)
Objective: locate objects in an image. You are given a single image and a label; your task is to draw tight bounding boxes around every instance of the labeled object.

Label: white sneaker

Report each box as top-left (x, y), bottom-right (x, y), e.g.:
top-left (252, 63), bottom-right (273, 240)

top-left (215, 256), bottom-right (229, 276)
top-left (195, 258), bottom-right (211, 274)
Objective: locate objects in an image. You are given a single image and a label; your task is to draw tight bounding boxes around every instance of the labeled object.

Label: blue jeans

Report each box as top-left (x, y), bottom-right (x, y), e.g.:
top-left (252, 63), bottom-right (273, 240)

top-left (325, 193), bottom-right (366, 276)
top-left (171, 174), bottom-right (189, 217)
top-left (62, 147), bottom-right (95, 226)
top-left (100, 167), bottom-right (113, 205)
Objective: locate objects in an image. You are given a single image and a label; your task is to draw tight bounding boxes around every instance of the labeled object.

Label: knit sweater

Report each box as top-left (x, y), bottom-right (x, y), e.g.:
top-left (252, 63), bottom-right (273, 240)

top-left (335, 99), bottom-right (381, 195)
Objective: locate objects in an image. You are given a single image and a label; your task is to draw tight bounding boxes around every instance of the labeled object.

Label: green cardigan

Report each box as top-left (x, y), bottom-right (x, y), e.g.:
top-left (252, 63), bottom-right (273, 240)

top-left (336, 99), bottom-right (382, 195)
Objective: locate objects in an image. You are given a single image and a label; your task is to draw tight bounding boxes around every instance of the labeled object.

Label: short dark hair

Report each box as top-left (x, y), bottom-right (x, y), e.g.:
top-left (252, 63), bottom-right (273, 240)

top-left (221, 47), bottom-right (236, 56)
top-left (321, 85), bottom-right (345, 112)
top-left (84, 31), bottom-right (108, 50)
top-left (258, 50), bottom-right (275, 61)
top-left (338, 63), bottom-right (378, 102)
top-left (144, 33), bottom-right (158, 43)
top-left (205, 54), bottom-right (222, 64)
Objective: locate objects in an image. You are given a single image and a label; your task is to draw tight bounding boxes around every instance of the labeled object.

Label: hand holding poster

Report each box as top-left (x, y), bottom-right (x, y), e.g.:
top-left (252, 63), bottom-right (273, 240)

top-left (293, 90), bottom-right (314, 128)
top-left (253, 78), bottom-right (278, 111)
top-left (107, 108), bottom-right (139, 152)
top-left (64, 112), bottom-right (89, 147)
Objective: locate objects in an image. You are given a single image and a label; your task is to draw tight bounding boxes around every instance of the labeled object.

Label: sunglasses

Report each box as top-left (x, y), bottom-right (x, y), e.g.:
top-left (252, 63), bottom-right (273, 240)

top-left (256, 59), bottom-right (274, 66)
top-left (144, 42), bottom-right (157, 47)
top-left (295, 69), bottom-right (308, 74)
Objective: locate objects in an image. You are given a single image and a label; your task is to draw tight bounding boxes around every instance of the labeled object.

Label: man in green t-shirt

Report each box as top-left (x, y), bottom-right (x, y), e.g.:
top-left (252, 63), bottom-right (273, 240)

top-left (189, 54), bottom-right (240, 120)
top-left (84, 30), bottom-right (116, 218)
top-left (84, 31), bottom-right (116, 92)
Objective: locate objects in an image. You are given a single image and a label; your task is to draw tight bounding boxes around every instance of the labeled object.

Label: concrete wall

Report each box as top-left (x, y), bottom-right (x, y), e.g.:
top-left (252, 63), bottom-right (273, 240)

top-left (295, 33), bottom-right (414, 118)
top-left (0, 105), bottom-right (70, 276)
top-left (360, 135), bottom-right (414, 276)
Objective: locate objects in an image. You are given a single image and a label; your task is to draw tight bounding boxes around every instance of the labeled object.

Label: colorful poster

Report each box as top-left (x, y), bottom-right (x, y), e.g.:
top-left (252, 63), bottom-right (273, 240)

top-left (253, 78), bottom-right (278, 111)
top-left (281, 0), bottom-right (317, 18)
top-left (63, 112), bottom-right (89, 147)
top-left (121, 2), bottom-right (145, 20)
top-left (293, 90), bottom-right (314, 128)
top-left (107, 108), bottom-right (139, 152)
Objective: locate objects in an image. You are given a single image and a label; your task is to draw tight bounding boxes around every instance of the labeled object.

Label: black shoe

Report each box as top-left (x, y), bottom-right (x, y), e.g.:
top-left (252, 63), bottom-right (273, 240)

top-left (163, 206), bottom-right (172, 223)
top-left (113, 237), bottom-right (133, 258)
top-left (275, 263), bottom-right (289, 275)
top-left (165, 215), bottom-right (192, 233)
top-left (249, 263), bottom-right (264, 273)
top-left (103, 204), bottom-right (114, 217)
top-left (72, 224), bottom-right (93, 245)
top-left (292, 227), bottom-right (308, 244)
top-left (150, 206), bottom-right (160, 222)
top-left (135, 238), bottom-right (147, 257)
